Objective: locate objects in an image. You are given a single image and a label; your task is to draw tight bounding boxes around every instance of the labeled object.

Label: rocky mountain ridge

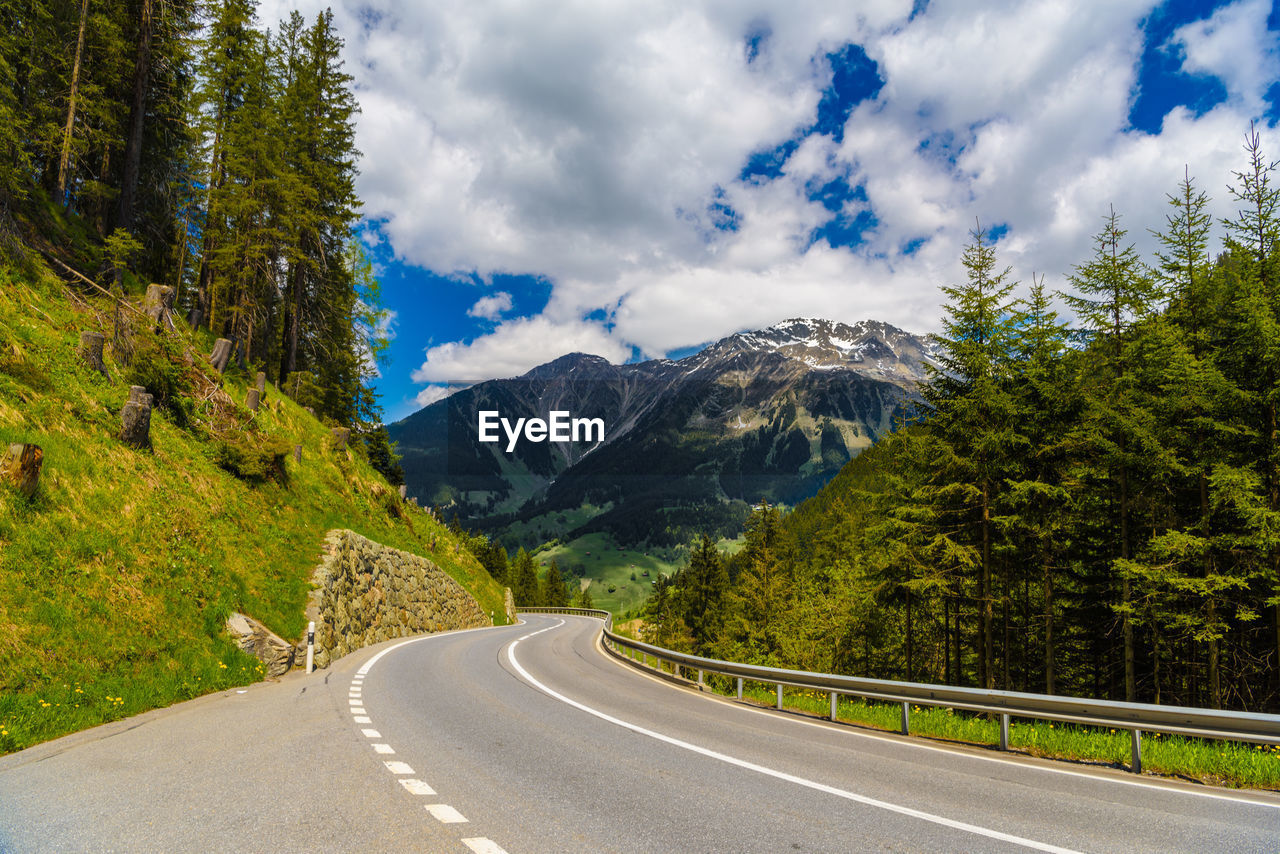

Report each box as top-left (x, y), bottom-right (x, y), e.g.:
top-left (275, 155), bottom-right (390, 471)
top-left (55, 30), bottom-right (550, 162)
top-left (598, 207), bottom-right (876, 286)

top-left (388, 317), bottom-right (939, 547)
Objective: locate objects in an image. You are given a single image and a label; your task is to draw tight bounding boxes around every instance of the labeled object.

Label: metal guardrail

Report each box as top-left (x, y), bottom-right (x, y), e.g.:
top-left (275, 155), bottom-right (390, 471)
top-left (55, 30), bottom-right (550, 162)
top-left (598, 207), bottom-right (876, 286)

top-left (517, 607), bottom-right (1280, 774)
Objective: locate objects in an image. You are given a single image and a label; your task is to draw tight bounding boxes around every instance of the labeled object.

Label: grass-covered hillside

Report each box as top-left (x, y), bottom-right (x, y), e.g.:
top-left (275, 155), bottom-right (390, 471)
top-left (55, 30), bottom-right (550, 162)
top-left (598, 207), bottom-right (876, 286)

top-left (0, 257), bottom-right (507, 754)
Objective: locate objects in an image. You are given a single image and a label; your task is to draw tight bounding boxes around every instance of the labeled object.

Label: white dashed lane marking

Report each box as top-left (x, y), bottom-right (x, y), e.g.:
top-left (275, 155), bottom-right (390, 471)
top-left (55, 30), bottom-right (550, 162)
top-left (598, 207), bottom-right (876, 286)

top-left (399, 779), bottom-right (437, 796)
top-left (352, 624), bottom-right (528, 854)
top-left (425, 804), bottom-right (468, 824)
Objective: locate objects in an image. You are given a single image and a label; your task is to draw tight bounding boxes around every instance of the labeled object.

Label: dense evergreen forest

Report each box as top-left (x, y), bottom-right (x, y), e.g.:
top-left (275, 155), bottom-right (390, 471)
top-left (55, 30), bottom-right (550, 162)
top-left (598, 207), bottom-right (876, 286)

top-left (0, 0), bottom-right (399, 473)
top-left (644, 129), bottom-right (1280, 714)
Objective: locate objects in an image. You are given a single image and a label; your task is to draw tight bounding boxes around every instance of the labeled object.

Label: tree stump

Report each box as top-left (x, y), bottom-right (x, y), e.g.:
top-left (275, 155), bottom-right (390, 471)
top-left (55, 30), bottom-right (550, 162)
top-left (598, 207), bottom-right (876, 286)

top-left (209, 338), bottom-right (232, 373)
top-left (120, 396), bottom-right (152, 448)
top-left (127, 385), bottom-right (154, 409)
top-left (293, 444), bottom-right (302, 464)
top-left (246, 388), bottom-right (260, 412)
top-left (1, 444), bottom-right (42, 497)
top-left (186, 307), bottom-right (203, 329)
top-left (144, 284), bottom-right (175, 330)
top-left (398, 484), bottom-right (407, 500)
top-left (77, 331), bottom-right (107, 376)
top-left (254, 371), bottom-right (267, 396)
top-left (330, 427), bottom-right (350, 450)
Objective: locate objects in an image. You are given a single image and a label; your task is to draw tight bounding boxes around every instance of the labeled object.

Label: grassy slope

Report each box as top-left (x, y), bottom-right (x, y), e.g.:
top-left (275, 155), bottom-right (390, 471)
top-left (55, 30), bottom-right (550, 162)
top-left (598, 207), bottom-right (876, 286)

top-left (0, 258), bottom-right (507, 754)
top-left (532, 532), bottom-right (678, 613)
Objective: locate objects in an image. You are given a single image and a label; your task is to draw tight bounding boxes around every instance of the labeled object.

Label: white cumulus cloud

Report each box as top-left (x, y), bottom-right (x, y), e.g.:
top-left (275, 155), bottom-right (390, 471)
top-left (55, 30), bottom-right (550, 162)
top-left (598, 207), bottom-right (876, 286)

top-left (255, 0), bottom-right (1280, 393)
top-left (466, 291), bottom-right (514, 321)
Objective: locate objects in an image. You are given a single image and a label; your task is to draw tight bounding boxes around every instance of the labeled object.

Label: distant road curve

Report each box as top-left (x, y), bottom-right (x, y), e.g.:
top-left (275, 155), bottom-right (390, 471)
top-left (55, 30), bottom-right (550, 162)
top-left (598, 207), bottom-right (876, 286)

top-left (2, 615), bottom-right (1277, 852)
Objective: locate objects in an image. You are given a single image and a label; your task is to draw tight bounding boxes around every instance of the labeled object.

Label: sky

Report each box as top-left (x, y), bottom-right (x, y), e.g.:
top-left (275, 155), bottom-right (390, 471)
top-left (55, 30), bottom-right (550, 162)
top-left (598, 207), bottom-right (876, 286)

top-left (256, 0), bottom-right (1280, 421)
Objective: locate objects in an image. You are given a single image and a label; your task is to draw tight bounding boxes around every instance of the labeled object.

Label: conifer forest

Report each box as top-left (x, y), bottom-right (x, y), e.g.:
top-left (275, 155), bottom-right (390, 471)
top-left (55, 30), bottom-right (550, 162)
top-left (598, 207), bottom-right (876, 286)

top-left (0, 0), bottom-right (398, 469)
top-left (643, 130), bottom-right (1280, 714)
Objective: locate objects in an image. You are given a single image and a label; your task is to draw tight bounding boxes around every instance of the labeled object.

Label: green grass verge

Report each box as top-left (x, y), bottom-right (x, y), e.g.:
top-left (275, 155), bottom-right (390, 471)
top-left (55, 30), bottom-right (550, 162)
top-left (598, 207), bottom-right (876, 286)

top-left (0, 258), bottom-right (507, 754)
top-left (533, 532), bottom-right (681, 613)
top-left (611, 648), bottom-right (1280, 790)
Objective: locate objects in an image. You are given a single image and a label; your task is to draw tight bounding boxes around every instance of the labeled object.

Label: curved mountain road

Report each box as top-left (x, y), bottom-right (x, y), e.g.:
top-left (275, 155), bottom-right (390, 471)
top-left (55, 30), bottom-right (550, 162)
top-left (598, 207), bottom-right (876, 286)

top-left (2, 614), bottom-right (1277, 852)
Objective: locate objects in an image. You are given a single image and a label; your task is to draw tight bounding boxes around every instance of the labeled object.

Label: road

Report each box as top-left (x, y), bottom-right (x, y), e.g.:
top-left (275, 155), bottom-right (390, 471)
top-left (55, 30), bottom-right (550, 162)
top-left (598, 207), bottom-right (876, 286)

top-left (1, 614), bottom-right (1277, 852)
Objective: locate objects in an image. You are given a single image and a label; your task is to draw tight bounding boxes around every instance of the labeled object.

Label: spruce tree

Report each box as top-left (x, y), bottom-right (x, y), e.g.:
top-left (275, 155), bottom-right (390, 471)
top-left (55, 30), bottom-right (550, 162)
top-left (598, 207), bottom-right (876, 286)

top-left (922, 223), bottom-right (1020, 689)
top-left (512, 548), bottom-right (540, 607)
top-left (542, 559), bottom-right (569, 607)
top-left (1063, 207), bottom-right (1161, 701)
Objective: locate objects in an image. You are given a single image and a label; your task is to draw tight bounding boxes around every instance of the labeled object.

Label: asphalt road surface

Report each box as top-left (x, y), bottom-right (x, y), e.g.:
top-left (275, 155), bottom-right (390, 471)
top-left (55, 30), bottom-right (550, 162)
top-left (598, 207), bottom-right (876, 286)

top-left (2, 614), bottom-right (1277, 852)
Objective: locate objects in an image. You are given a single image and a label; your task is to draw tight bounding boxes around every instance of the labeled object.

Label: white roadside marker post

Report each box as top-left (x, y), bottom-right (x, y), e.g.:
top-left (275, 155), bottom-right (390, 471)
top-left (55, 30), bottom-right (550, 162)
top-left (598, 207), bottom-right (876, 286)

top-left (306, 621), bottom-right (315, 673)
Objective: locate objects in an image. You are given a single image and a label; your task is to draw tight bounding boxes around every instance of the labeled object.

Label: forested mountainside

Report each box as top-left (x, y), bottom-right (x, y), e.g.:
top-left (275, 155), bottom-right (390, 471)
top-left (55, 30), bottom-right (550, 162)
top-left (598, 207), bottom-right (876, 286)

top-left (642, 131), bottom-right (1280, 715)
top-left (0, 0), bottom-right (400, 470)
top-left (390, 318), bottom-right (934, 549)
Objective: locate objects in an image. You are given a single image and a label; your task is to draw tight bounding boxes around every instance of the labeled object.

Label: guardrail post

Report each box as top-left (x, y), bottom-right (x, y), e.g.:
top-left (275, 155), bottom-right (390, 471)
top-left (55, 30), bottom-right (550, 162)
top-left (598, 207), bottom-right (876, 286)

top-left (999, 713), bottom-right (1010, 751)
top-left (1131, 729), bottom-right (1142, 774)
top-left (900, 701), bottom-right (910, 735)
top-left (736, 677), bottom-right (743, 700)
top-left (830, 692), bottom-right (837, 721)
top-left (776, 684), bottom-right (783, 710)
top-left (698, 669), bottom-right (704, 689)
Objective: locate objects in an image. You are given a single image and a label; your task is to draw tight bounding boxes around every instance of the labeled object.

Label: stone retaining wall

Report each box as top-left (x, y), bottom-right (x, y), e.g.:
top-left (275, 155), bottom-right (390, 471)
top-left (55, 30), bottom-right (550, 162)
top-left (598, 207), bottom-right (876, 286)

top-left (306, 529), bottom-right (490, 668)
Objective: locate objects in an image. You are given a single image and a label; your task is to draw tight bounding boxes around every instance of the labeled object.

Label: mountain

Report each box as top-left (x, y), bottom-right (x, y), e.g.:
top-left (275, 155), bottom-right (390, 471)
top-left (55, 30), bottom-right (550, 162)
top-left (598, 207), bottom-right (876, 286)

top-left (388, 318), bottom-right (939, 547)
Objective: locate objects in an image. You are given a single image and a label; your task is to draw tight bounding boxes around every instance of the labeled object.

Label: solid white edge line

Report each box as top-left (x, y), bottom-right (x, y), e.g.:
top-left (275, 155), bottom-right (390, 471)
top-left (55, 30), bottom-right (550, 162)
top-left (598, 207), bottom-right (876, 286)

top-left (461, 838), bottom-right (509, 854)
top-left (355, 622), bottom-right (508, 677)
top-left (590, 620), bottom-right (1280, 812)
top-left (508, 629), bottom-right (1083, 854)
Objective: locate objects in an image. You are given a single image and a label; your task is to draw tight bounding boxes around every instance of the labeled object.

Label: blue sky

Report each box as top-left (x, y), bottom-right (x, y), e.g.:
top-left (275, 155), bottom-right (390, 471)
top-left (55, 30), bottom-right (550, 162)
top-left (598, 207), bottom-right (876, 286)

top-left (262, 0), bottom-right (1280, 422)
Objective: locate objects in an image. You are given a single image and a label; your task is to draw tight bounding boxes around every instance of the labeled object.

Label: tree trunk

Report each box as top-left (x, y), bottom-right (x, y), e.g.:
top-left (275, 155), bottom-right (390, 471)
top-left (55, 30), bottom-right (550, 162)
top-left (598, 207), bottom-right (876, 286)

top-left (56, 0), bottom-right (90, 206)
top-left (1043, 563), bottom-right (1055, 694)
top-left (954, 597), bottom-right (963, 686)
top-left (943, 596), bottom-right (951, 684)
top-left (77, 330), bottom-right (106, 375)
top-left (981, 479), bottom-right (993, 690)
top-left (279, 261), bottom-right (302, 385)
top-left (116, 0), bottom-right (154, 232)
top-left (1, 444), bottom-right (43, 497)
top-left (1001, 573), bottom-right (1010, 691)
top-left (904, 588), bottom-right (913, 682)
top-left (1120, 464), bottom-right (1135, 702)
